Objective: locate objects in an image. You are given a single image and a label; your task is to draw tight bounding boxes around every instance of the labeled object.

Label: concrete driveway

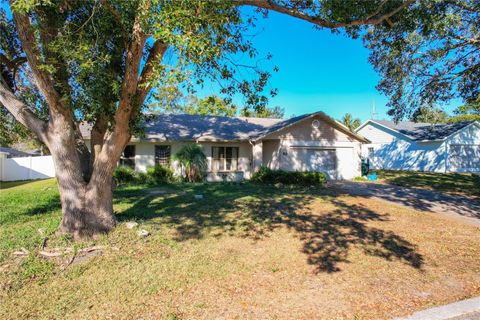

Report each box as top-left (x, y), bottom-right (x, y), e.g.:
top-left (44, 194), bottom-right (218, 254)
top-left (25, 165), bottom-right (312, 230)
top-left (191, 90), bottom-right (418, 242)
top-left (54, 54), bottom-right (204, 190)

top-left (330, 181), bottom-right (480, 227)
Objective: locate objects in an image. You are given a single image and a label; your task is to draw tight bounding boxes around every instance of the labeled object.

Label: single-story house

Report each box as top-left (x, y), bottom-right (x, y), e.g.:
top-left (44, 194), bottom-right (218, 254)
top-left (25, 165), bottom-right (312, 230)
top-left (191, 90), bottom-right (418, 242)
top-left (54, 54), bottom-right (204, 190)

top-left (355, 120), bottom-right (480, 173)
top-left (82, 112), bottom-right (368, 181)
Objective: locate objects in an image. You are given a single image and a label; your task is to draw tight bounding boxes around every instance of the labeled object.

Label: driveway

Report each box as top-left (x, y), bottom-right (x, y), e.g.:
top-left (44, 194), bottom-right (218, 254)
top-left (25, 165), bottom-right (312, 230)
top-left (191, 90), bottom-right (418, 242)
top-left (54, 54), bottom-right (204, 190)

top-left (330, 181), bottom-right (480, 227)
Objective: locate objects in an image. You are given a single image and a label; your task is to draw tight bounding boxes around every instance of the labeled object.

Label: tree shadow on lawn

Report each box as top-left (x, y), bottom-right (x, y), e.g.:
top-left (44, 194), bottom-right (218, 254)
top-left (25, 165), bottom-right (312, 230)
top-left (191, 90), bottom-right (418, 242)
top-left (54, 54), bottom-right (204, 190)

top-left (378, 171), bottom-right (480, 198)
top-left (116, 183), bottom-right (423, 273)
top-left (24, 195), bottom-right (61, 216)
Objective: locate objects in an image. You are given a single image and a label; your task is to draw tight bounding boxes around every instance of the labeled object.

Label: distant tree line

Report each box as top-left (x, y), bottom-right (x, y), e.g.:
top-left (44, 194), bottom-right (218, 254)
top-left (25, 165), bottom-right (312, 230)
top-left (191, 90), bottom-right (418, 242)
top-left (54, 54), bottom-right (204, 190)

top-left (409, 103), bottom-right (480, 124)
top-left (149, 86), bottom-right (284, 118)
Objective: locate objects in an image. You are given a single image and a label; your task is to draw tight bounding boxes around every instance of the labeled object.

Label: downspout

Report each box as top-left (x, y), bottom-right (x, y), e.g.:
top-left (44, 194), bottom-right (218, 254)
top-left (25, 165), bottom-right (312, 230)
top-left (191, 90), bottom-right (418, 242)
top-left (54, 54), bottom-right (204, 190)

top-left (444, 139), bottom-right (448, 173)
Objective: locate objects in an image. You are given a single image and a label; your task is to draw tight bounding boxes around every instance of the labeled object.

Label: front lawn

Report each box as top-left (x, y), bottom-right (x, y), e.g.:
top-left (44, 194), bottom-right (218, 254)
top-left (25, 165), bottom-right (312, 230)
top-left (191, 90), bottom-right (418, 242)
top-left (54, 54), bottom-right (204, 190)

top-left (375, 170), bottom-right (480, 198)
top-left (1, 179), bottom-right (479, 319)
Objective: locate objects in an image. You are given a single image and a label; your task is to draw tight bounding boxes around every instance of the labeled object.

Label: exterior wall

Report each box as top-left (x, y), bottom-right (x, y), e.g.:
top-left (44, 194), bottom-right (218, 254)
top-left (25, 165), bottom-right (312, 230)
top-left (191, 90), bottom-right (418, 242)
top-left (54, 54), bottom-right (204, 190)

top-left (357, 122), bottom-right (396, 144)
top-left (446, 123), bottom-right (480, 172)
top-left (261, 115), bottom-right (362, 179)
top-left (367, 140), bottom-right (446, 172)
top-left (119, 141), bottom-right (253, 182)
top-left (358, 122), bottom-right (480, 173)
top-left (0, 155), bottom-right (55, 181)
top-left (262, 140), bottom-right (280, 170)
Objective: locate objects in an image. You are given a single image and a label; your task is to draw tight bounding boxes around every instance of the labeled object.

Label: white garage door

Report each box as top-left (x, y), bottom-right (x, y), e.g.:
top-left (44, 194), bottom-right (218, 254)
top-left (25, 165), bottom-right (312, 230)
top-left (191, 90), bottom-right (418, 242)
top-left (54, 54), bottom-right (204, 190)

top-left (449, 144), bottom-right (480, 172)
top-left (281, 148), bottom-right (337, 179)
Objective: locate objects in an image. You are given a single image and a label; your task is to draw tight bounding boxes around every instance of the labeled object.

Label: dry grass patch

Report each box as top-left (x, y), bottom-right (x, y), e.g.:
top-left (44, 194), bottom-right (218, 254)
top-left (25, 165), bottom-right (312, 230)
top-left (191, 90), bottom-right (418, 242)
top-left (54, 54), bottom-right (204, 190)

top-left (1, 181), bottom-right (479, 319)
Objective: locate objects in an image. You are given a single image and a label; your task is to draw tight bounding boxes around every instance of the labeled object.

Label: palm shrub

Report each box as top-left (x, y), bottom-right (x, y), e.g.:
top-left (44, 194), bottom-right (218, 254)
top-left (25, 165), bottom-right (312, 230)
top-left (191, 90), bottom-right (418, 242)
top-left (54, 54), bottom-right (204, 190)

top-left (173, 144), bottom-right (207, 182)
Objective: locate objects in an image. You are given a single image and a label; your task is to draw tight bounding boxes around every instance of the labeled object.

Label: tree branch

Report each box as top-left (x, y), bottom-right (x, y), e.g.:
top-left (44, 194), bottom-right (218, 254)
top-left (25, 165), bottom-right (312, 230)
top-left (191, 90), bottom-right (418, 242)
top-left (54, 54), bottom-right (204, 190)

top-left (135, 40), bottom-right (168, 115)
top-left (114, 19), bottom-right (147, 126)
top-left (236, 0), bottom-right (415, 28)
top-left (11, 9), bottom-right (70, 120)
top-left (0, 75), bottom-right (48, 142)
top-left (89, 114), bottom-right (108, 172)
top-left (91, 2), bottom-right (152, 186)
top-left (0, 54), bottom-right (27, 71)
top-left (34, 6), bottom-right (72, 100)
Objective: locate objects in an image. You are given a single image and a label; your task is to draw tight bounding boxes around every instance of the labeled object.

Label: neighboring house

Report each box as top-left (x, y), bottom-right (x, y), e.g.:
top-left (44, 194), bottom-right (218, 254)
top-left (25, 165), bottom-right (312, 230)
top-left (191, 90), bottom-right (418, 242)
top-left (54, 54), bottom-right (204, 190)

top-left (0, 146), bottom-right (36, 158)
top-left (81, 111), bottom-right (368, 181)
top-left (356, 120), bottom-right (480, 173)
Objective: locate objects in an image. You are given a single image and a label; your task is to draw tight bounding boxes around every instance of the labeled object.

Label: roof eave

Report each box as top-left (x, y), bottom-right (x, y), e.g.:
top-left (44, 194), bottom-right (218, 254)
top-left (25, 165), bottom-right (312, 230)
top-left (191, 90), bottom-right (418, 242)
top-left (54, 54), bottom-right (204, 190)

top-left (415, 139), bottom-right (445, 143)
top-left (360, 120), bottom-right (416, 141)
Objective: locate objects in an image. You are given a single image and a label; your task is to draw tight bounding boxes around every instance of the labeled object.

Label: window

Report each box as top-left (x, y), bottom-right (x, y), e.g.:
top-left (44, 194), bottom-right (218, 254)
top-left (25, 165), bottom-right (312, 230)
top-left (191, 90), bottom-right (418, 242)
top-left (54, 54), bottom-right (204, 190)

top-left (368, 147), bottom-right (374, 159)
top-left (120, 145), bottom-right (136, 168)
top-left (155, 145), bottom-right (171, 166)
top-left (212, 146), bottom-right (239, 171)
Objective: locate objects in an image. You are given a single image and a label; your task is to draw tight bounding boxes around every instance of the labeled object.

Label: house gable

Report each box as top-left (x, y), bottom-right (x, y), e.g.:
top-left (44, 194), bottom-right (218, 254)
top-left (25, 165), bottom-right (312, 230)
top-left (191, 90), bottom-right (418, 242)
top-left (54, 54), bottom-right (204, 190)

top-left (356, 120), bottom-right (411, 144)
top-left (258, 113), bottom-right (366, 143)
top-left (446, 121), bottom-right (480, 144)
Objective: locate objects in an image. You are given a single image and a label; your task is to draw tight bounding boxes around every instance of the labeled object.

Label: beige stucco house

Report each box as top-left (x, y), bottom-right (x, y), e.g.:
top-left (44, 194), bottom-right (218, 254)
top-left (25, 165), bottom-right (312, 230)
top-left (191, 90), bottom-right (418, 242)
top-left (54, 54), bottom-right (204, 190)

top-left (82, 111), bottom-right (368, 181)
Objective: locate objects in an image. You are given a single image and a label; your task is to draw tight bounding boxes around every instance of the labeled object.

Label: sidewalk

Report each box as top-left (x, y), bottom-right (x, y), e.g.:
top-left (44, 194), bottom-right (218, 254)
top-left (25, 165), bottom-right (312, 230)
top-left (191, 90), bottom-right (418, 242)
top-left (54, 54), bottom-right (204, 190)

top-left (393, 297), bottom-right (480, 320)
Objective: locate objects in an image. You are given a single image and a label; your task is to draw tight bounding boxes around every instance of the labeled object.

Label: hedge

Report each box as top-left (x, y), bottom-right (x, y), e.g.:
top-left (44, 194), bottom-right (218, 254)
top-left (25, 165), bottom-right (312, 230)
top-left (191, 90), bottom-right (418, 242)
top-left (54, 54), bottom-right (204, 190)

top-left (251, 166), bottom-right (327, 186)
top-left (113, 164), bottom-right (175, 185)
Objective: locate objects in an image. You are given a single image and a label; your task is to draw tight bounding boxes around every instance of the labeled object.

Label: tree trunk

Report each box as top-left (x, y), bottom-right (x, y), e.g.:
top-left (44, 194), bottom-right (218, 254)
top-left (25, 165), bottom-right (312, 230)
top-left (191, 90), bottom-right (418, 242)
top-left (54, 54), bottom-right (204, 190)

top-left (48, 123), bottom-right (117, 239)
top-left (57, 176), bottom-right (116, 239)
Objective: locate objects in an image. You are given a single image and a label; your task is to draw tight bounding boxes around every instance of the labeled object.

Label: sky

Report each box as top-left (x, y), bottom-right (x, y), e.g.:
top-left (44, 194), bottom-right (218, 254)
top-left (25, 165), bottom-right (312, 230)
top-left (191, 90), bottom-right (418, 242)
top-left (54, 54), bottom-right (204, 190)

top-left (199, 9), bottom-right (392, 122)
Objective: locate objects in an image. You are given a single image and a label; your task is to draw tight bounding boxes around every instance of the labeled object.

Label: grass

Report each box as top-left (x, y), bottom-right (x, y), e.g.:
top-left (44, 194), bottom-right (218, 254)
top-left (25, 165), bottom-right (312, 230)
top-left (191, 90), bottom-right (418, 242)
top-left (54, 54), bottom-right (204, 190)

top-left (1, 179), bottom-right (480, 319)
top-left (375, 170), bottom-right (480, 198)
top-left (0, 179), bottom-right (61, 264)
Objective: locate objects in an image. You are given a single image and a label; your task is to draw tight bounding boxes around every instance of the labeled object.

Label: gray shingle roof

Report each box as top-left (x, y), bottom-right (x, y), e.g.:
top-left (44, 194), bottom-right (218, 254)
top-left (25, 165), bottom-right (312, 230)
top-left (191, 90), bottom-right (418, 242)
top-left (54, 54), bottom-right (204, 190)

top-left (80, 112), bottom-right (368, 142)
top-left (0, 147), bottom-right (35, 157)
top-left (80, 113), bottom-right (316, 142)
top-left (374, 120), bottom-right (475, 141)
top-left (141, 113), bottom-right (285, 141)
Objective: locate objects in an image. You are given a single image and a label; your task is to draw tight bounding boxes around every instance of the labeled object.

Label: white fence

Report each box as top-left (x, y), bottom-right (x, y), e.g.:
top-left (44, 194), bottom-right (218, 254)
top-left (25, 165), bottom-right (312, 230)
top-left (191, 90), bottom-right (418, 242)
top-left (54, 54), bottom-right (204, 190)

top-left (0, 155), bottom-right (55, 181)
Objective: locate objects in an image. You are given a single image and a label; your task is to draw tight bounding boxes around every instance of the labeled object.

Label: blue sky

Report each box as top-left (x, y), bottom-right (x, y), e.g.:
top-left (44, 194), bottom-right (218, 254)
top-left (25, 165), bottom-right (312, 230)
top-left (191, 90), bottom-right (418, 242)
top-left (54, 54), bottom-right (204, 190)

top-left (201, 9), bottom-right (392, 122)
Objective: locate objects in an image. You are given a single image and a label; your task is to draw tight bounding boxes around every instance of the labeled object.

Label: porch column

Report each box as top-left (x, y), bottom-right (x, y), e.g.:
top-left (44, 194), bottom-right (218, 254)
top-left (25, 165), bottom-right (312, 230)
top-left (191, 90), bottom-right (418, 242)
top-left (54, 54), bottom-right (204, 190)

top-left (252, 141), bottom-right (263, 172)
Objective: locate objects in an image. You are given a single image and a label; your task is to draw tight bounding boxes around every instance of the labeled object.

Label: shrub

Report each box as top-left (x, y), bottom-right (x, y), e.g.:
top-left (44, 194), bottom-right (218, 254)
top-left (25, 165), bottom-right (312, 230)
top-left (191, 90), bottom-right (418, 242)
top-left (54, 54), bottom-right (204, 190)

top-left (146, 164), bottom-right (174, 184)
top-left (353, 176), bottom-right (368, 181)
top-left (251, 166), bottom-right (327, 186)
top-left (113, 166), bottom-right (137, 184)
top-left (135, 172), bottom-right (150, 184)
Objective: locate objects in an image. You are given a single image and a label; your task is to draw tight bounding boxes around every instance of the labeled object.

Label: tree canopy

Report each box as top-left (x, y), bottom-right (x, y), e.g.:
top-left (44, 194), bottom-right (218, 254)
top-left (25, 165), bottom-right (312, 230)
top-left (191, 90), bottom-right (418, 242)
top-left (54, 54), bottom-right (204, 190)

top-left (149, 87), bottom-right (284, 118)
top-left (364, 0), bottom-right (479, 121)
top-left (448, 102), bottom-right (480, 123)
top-left (410, 106), bottom-right (449, 124)
top-left (341, 113), bottom-right (361, 131)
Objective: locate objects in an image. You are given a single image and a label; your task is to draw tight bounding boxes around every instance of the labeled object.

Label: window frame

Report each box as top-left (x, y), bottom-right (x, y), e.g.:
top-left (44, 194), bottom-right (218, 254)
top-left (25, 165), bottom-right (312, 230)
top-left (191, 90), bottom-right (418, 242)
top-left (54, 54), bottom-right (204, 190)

top-left (211, 146), bottom-right (239, 172)
top-left (155, 145), bottom-right (171, 166)
top-left (368, 147), bottom-right (375, 159)
top-left (119, 145), bottom-right (136, 169)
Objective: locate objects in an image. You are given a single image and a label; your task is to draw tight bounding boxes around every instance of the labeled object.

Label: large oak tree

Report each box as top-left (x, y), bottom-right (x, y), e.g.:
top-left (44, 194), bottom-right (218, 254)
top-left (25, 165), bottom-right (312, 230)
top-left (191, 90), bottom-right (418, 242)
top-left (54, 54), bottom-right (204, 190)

top-left (1, 0), bottom-right (476, 238)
